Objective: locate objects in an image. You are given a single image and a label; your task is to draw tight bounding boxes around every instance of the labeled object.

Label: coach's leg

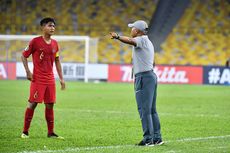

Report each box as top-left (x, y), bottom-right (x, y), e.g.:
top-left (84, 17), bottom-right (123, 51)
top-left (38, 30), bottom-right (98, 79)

top-left (135, 76), bottom-right (154, 142)
top-left (135, 78), bottom-right (142, 119)
top-left (23, 102), bottom-right (38, 135)
top-left (45, 103), bottom-right (54, 135)
top-left (151, 73), bottom-right (162, 140)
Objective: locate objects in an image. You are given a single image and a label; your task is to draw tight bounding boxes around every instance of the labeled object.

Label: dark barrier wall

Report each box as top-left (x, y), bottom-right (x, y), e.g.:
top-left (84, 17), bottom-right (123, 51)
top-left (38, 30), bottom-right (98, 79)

top-left (203, 66), bottom-right (230, 85)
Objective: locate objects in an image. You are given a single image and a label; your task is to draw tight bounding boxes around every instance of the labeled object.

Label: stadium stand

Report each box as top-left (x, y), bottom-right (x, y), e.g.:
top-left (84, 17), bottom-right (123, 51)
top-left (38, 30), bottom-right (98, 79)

top-left (0, 0), bottom-right (157, 63)
top-left (0, 0), bottom-right (229, 65)
top-left (156, 0), bottom-right (230, 65)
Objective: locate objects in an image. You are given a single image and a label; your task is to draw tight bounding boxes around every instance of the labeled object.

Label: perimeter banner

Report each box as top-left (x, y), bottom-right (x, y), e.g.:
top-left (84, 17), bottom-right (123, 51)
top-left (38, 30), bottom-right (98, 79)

top-left (0, 62), bottom-right (16, 80)
top-left (108, 64), bottom-right (203, 84)
top-left (203, 66), bottom-right (230, 85)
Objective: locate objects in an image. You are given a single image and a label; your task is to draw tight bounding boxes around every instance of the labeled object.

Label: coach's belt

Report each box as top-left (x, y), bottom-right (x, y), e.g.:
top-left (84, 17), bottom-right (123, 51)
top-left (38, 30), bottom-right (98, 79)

top-left (135, 70), bottom-right (153, 77)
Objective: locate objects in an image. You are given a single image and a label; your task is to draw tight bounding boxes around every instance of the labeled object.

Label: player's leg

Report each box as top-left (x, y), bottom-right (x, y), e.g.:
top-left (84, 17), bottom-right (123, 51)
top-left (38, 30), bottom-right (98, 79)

top-left (21, 82), bottom-right (45, 138)
top-left (44, 84), bottom-right (63, 139)
top-left (21, 102), bottom-right (38, 138)
top-left (45, 103), bottom-right (54, 135)
top-left (151, 72), bottom-right (163, 145)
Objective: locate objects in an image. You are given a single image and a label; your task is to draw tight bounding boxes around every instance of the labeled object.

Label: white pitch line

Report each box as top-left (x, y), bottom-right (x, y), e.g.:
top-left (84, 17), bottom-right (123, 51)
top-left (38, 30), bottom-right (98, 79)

top-left (208, 146), bottom-right (229, 150)
top-left (57, 108), bottom-right (223, 118)
top-left (169, 135), bottom-right (230, 142)
top-left (159, 112), bottom-right (221, 118)
top-left (75, 109), bottom-right (133, 114)
top-left (165, 150), bottom-right (182, 153)
top-left (18, 135), bottom-right (230, 153)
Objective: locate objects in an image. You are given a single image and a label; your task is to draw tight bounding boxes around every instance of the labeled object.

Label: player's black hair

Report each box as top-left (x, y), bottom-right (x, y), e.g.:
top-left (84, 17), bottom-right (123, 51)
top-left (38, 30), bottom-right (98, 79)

top-left (40, 17), bottom-right (56, 26)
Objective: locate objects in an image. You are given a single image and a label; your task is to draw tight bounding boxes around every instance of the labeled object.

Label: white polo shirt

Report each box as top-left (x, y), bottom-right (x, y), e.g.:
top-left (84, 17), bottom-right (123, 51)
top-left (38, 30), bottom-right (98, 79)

top-left (132, 35), bottom-right (154, 75)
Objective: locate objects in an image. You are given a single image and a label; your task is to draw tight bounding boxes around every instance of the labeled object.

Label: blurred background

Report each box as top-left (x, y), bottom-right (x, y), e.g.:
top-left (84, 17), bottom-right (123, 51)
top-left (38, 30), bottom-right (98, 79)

top-left (0, 0), bottom-right (229, 66)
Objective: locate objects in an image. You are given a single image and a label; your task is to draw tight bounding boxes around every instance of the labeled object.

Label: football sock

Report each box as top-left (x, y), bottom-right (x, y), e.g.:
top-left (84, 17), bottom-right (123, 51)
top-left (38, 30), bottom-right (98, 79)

top-left (45, 107), bottom-right (54, 134)
top-left (23, 108), bottom-right (34, 133)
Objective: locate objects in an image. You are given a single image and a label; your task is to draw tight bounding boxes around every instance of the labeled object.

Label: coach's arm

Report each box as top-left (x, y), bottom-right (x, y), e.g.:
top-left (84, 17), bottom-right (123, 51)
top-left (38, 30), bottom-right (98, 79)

top-left (110, 32), bottom-right (137, 46)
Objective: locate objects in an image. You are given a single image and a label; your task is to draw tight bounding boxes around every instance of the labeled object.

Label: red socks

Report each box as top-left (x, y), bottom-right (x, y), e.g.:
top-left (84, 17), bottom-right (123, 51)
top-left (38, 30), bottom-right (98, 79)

top-left (23, 108), bottom-right (34, 133)
top-left (45, 107), bottom-right (54, 134)
top-left (23, 107), bottom-right (54, 134)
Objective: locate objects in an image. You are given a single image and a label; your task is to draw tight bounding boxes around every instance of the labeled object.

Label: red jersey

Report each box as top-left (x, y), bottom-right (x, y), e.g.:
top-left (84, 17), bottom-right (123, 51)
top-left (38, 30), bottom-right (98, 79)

top-left (23, 36), bottom-right (59, 85)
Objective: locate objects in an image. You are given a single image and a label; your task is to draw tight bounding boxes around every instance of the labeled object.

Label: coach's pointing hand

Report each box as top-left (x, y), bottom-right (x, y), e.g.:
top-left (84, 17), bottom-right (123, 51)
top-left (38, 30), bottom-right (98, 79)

top-left (110, 32), bottom-right (119, 39)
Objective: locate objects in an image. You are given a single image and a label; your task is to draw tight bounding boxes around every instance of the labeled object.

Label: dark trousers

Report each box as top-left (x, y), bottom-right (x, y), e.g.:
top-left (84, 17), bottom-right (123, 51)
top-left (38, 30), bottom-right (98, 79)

top-left (134, 70), bottom-right (161, 141)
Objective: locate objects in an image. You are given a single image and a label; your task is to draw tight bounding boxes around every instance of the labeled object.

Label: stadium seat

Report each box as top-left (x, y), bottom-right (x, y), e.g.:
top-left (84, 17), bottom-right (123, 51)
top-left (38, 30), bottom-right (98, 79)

top-left (1, 0), bottom-right (228, 66)
top-left (156, 0), bottom-right (230, 66)
top-left (0, 0), bottom-right (157, 63)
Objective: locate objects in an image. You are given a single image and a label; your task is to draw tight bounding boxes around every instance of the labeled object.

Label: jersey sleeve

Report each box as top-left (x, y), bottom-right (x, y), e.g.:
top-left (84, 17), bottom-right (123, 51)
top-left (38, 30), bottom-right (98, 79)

top-left (55, 42), bottom-right (59, 58)
top-left (55, 51), bottom-right (59, 58)
top-left (133, 36), bottom-right (143, 49)
top-left (22, 39), bottom-right (34, 58)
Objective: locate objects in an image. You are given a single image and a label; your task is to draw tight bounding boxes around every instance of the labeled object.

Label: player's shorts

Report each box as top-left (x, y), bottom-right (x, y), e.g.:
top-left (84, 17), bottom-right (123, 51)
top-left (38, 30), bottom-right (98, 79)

top-left (28, 82), bottom-right (56, 104)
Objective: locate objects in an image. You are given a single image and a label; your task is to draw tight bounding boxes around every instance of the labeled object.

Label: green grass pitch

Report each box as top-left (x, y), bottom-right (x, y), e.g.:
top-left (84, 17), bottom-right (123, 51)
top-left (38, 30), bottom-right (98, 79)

top-left (0, 80), bottom-right (230, 153)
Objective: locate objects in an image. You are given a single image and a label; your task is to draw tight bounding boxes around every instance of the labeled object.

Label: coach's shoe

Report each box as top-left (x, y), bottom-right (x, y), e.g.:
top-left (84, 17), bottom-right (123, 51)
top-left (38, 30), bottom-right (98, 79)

top-left (153, 139), bottom-right (164, 146)
top-left (47, 133), bottom-right (64, 140)
top-left (136, 140), bottom-right (146, 146)
top-left (137, 139), bottom-right (164, 147)
top-left (21, 132), bottom-right (29, 139)
top-left (136, 140), bottom-right (152, 146)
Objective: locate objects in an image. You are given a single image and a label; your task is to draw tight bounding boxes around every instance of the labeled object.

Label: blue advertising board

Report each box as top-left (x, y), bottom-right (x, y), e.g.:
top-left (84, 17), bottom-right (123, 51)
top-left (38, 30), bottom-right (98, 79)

top-left (203, 66), bottom-right (230, 85)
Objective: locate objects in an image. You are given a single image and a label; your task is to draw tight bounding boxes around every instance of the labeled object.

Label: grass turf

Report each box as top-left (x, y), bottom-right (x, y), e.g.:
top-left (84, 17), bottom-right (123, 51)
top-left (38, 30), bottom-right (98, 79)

top-left (0, 80), bottom-right (229, 153)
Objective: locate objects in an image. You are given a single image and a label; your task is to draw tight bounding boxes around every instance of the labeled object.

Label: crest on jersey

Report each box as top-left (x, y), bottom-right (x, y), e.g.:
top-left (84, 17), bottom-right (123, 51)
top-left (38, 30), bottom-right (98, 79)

top-left (24, 45), bottom-right (29, 51)
top-left (52, 49), bottom-right (56, 53)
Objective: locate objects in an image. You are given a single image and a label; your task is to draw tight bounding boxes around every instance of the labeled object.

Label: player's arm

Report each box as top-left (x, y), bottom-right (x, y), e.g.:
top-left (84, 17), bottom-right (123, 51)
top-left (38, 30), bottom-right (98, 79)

top-left (110, 32), bottom-right (137, 46)
top-left (22, 40), bottom-right (34, 81)
top-left (21, 55), bottom-right (33, 81)
top-left (55, 56), bottom-right (65, 90)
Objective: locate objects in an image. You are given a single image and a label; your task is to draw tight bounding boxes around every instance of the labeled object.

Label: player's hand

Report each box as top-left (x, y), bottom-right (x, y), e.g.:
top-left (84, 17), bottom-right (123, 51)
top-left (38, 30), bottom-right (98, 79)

top-left (110, 32), bottom-right (119, 39)
top-left (26, 71), bottom-right (33, 81)
top-left (60, 79), bottom-right (65, 90)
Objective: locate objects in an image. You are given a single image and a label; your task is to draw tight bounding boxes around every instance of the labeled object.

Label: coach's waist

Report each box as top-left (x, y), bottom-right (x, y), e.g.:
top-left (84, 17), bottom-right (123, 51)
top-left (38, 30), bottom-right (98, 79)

top-left (135, 70), bottom-right (153, 77)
